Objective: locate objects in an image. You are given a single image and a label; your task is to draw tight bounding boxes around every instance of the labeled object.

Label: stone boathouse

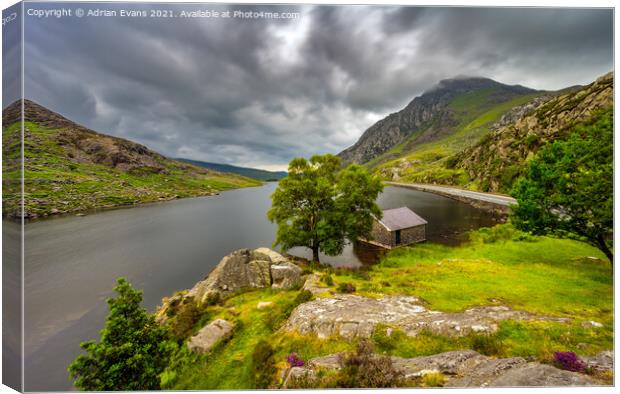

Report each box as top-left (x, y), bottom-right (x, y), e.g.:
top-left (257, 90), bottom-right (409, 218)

top-left (365, 207), bottom-right (427, 249)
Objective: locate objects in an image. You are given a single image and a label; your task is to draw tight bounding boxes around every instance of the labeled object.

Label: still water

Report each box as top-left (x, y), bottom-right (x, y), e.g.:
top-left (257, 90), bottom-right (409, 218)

top-left (23, 183), bottom-right (499, 390)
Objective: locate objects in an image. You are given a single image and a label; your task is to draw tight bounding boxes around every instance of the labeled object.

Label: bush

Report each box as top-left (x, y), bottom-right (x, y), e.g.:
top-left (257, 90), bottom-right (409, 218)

top-left (288, 341), bottom-right (406, 389)
top-left (159, 345), bottom-right (196, 389)
top-left (337, 283), bottom-right (356, 293)
top-left (252, 340), bottom-right (276, 388)
top-left (169, 301), bottom-right (205, 341)
top-left (371, 325), bottom-right (397, 351)
top-left (553, 351), bottom-right (585, 372)
top-left (293, 290), bottom-right (313, 305)
top-left (444, 155), bottom-right (459, 169)
top-left (335, 340), bottom-right (404, 388)
top-left (204, 291), bottom-right (222, 306)
top-left (471, 333), bottom-right (503, 356)
top-left (323, 274), bottom-right (334, 286)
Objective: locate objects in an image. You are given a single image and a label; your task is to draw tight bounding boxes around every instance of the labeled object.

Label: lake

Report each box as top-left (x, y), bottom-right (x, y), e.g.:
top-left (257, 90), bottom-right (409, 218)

top-left (21, 183), bottom-right (500, 391)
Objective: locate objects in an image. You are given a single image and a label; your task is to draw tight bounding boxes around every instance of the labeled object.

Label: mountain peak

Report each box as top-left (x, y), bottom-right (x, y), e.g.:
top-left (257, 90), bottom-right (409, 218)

top-left (339, 76), bottom-right (538, 165)
top-left (3, 99), bottom-right (92, 133)
top-left (425, 76), bottom-right (535, 97)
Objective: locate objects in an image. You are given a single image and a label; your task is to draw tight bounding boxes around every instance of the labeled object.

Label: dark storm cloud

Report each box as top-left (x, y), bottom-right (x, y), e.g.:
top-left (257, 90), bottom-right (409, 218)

top-left (20, 4), bottom-right (613, 170)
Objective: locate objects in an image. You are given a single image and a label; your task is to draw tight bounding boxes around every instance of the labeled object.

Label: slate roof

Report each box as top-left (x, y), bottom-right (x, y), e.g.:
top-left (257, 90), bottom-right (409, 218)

top-left (378, 207), bottom-right (427, 231)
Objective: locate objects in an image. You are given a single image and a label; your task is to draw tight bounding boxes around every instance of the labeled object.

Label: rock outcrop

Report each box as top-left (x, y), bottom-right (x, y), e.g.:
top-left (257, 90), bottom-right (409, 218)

top-left (283, 294), bottom-right (569, 339)
top-left (187, 248), bottom-right (303, 304)
top-left (157, 248), bottom-right (303, 322)
top-left (583, 350), bottom-right (614, 374)
top-left (187, 319), bottom-right (234, 353)
top-left (283, 350), bottom-right (597, 388)
top-left (187, 249), bottom-right (272, 303)
top-left (301, 273), bottom-right (330, 295)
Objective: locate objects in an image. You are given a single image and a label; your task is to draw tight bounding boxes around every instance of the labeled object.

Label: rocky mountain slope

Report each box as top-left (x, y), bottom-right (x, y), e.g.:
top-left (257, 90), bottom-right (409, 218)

top-left (338, 77), bottom-right (538, 166)
top-left (2, 100), bottom-right (260, 219)
top-left (367, 72), bottom-right (612, 193)
top-left (454, 72), bottom-right (613, 192)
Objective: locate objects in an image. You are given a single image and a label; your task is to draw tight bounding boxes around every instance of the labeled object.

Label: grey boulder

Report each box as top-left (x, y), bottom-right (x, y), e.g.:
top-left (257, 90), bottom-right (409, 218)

top-left (187, 319), bottom-right (234, 353)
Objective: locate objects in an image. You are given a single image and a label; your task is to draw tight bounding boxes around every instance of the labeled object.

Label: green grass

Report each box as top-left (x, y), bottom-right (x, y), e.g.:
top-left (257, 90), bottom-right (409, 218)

top-left (161, 225), bottom-right (612, 389)
top-left (332, 229), bottom-right (611, 318)
top-left (165, 289), bottom-right (356, 389)
top-left (2, 121), bottom-right (262, 218)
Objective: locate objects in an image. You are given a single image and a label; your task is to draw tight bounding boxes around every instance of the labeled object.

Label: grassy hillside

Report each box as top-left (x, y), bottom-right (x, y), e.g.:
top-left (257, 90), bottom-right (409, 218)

top-left (373, 91), bottom-right (541, 183)
top-left (2, 101), bottom-right (261, 219)
top-left (376, 72), bottom-right (613, 192)
top-left (176, 158), bottom-right (287, 181)
top-left (456, 73), bottom-right (613, 192)
top-left (160, 225), bottom-right (612, 389)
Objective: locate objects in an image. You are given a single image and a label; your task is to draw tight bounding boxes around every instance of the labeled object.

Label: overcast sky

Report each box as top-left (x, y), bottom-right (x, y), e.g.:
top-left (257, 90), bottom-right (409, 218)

top-left (14, 4), bottom-right (614, 171)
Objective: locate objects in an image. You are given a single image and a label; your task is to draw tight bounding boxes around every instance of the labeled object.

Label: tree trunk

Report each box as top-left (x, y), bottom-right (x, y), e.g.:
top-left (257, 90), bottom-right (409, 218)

top-left (311, 245), bottom-right (320, 264)
top-left (596, 234), bottom-right (613, 267)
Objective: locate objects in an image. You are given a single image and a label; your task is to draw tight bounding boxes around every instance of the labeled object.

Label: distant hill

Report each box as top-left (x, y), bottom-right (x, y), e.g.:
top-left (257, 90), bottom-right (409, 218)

top-left (2, 100), bottom-right (261, 219)
top-left (176, 159), bottom-right (287, 181)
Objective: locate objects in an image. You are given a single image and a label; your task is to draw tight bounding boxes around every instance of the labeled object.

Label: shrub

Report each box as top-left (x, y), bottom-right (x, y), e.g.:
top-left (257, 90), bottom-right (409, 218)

top-left (204, 291), bottom-right (222, 306)
top-left (169, 301), bottom-right (205, 341)
top-left (293, 290), bottom-right (314, 305)
top-left (284, 340), bottom-right (406, 388)
top-left (335, 340), bottom-right (404, 388)
top-left (553, 351), bottom-right (585, 372)
top-left (252, 340), bottom-right (277, 388)
top-left (159, 345), bottom-right (196, 389)
top-left (337, 282), bottom-right (356, 293)
top-left (370, 325), bottom-right (397, 351)
top-left (471, 332), bottom-right (503, 356)
top-left (323, 274), bottom-right (334, 286)
top-left (444, 155), bottom-right (459, 169)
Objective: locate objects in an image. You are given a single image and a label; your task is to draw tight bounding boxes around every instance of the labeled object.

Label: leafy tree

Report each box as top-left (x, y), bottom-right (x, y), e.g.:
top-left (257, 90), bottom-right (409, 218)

top-left (511, 110), bottom-right (613, 264)
top-left (268, 154), bottom-right (383, 263)
top-left (68, 278), bottom-right (175, 390)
